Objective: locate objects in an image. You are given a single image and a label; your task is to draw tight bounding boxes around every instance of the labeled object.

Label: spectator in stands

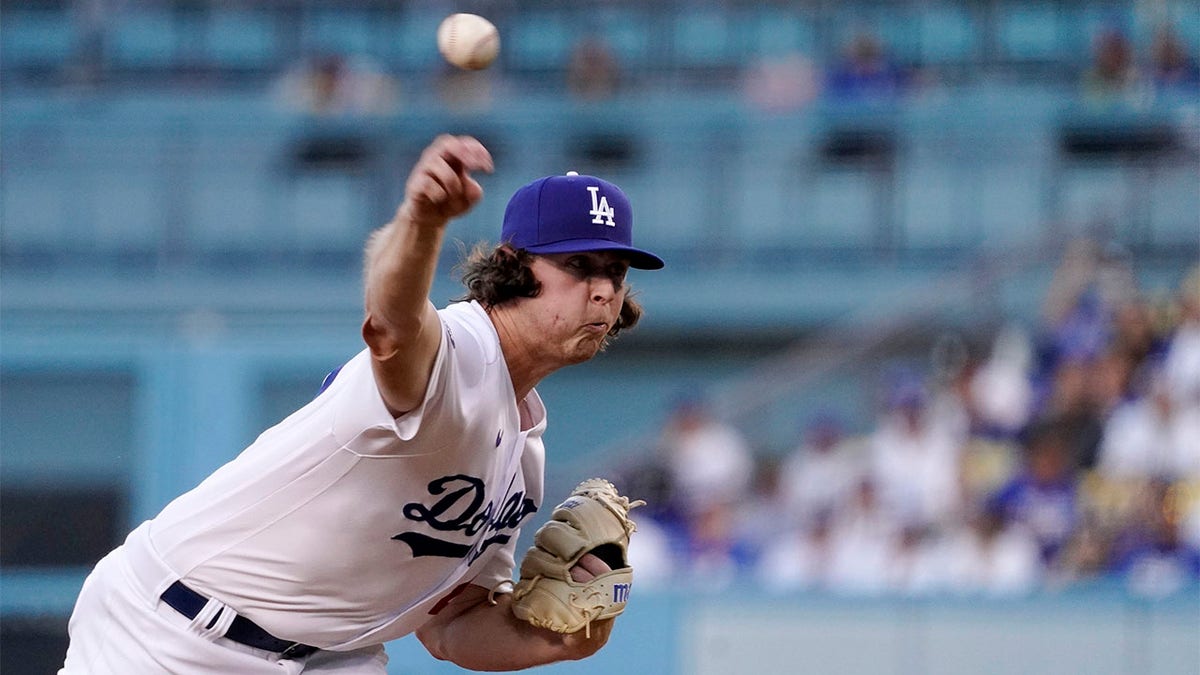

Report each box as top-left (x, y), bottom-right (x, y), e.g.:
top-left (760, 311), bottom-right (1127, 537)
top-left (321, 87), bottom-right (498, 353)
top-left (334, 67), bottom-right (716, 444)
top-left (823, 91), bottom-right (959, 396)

top-left (733, 457), bottom-right (792, 554)
top-left (1161, 266), bottom-right (1200, 407)
top-left (1032, 240), bottom-right (1141, 469)
top-left (969, 325), bottom-right (1036, 439)
top-left (683, 500), bottom-right (759, 591)
top-left (1082, 28), bottom-right (1142, 103)
top-left (657, 394), bottom-right (755, 522)
top-left (273, 53), bottom-right (398, 117)
top-left (1110, 299), bottom-right (1170, 371)
top-left (1098, 371), bottom-right (1200, 481)
top-left (567, 36), bottom-right (621, 101)
top-left (867, 373), bottom-right (964, 530)
top-left (941, 505), bottom-right (1042, 596)
top-left (1148, 25), bottom-right (1200, 93)
top-left (756, 509), bottom-right (836, 592)
top-left (824, 30), bottom-right (908, 102)
top-left (987, 420), bottom-right (1081, 567)
top-left (1034, 353), bottom-right (1107, 470)
top-left (273, 53), bottom-right (399, 171)
top-left (885, 522), bottom-right (946, 596)
top-left (742, 51), bottom-right (821, 113)
top-left (1111, 479), bottom-right (1200, 596)
top-left (778, 412), bottom-right (863, 528)
top-left (826, 477), bottom-right (896, 595)
top-left (624, 511), bottom-right (677, 591)
top-left (1051, 513), bottom-right (1114, 586)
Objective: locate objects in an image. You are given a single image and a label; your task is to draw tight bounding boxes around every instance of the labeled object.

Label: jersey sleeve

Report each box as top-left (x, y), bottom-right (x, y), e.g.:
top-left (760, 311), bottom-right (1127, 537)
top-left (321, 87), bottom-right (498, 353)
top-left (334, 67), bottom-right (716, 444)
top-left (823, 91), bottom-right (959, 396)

top-left (327, 317), bottom-right (454, 445)
top-left (329, 304), bottom-right (495, 449)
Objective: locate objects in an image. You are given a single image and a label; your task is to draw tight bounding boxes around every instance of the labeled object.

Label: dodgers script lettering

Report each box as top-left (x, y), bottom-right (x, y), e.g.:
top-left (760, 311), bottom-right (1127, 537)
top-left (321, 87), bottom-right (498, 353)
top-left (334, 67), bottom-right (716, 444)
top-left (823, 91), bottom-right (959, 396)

top-left (394, 474), bottom-right (537, 563)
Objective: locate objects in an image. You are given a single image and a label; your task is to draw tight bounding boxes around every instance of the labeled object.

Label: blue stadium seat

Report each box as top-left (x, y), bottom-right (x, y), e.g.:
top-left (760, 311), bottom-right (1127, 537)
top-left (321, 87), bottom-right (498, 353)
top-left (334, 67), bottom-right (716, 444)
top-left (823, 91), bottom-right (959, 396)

top-left (809, 171), bottom-right (886, 248)
top-left (204, 9), bottom-right (282, 71)
top-left (302, 9), bottom-right (375, 58)
top-left (386, 9), bottom-right (444, 71)
top-left (185, 171), bottom-right (278, 256)
top-left (976, 172), bottom-right (1046, 248)
top-left (918, 5), bottom-right (980, 65)
top-left (83, 174), bottom-right (163, 257)
top-left (671, 10), bottom-right (738, 69)
top-left (0, 9), bottom-right (76, 71)
top-left (505, 11), bottom-right (574, 72)
top-left (287, 173), bottom-right (371, 254)
top-left (1, 171), bottom-right (72, 252)
top-left (1169, 3), bottom-right (1200, 49)
top-left (899, 154), bottom-right (966, 249)
top-left (739, 7), bottom-right (818, 60)
top-left (593, 7), bottom-right (656, 72)
top-left (1148, 164), bottom-right (1200, 246)
top-left (995, 4), bottom-right (1068, 63)
top-left (107, 10), bottom-right (186, 68)
top-left (1056, 165), bottom-right (1129, 237)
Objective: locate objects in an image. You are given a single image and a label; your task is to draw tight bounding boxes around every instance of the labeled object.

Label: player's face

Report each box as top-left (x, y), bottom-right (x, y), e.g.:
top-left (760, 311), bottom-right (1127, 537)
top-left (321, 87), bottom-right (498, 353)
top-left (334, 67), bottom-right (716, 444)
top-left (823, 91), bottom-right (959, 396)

top-left (525, 251), bottom-right (630, 364)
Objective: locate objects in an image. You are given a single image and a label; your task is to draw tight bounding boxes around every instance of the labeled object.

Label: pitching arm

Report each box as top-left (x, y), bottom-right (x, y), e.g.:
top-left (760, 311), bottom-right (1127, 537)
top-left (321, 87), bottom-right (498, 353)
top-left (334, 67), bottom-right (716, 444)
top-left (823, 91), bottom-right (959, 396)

top-left (361, 135), bottom-right (492, 415)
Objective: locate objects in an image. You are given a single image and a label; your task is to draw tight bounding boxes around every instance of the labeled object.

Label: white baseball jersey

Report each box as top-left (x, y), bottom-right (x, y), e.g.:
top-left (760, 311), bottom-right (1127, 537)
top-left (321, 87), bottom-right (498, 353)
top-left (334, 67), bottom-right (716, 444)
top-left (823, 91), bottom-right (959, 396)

top-left (131, 300), bottom-right (546, 651)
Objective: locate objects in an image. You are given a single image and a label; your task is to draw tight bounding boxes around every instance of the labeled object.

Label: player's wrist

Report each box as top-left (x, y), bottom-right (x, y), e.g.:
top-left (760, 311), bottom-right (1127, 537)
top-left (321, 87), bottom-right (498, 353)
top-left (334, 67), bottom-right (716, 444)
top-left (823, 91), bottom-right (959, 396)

top-left (395, 201), bottom-right (452, 232)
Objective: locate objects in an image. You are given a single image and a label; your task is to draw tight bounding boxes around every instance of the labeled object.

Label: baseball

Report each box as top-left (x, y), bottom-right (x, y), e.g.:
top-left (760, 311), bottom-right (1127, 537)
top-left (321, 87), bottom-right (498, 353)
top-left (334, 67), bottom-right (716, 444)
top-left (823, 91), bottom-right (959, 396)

top-left (437, 13), bottom-right (500, 71)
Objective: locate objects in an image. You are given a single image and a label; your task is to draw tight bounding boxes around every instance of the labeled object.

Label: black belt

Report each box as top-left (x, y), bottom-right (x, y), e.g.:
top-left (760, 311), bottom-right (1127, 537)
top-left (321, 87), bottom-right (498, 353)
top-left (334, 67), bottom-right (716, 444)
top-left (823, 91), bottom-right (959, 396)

top-left (160, 581), bottom-right (320, 659)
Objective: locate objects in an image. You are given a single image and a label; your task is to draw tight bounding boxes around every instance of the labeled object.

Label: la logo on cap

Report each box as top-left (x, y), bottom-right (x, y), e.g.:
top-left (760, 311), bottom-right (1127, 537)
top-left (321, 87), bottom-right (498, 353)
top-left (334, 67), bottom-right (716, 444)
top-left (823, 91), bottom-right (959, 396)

top-left (566, 170), bottom-right (616, 228)
top-left (587, 186), bottom-right (616, 227)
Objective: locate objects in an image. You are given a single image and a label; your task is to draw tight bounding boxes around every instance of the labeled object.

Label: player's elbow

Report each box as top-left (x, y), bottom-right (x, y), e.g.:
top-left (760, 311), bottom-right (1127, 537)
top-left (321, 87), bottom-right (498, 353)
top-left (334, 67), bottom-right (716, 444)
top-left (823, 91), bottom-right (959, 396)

top-left (415, 624), bottom-right (451, 663)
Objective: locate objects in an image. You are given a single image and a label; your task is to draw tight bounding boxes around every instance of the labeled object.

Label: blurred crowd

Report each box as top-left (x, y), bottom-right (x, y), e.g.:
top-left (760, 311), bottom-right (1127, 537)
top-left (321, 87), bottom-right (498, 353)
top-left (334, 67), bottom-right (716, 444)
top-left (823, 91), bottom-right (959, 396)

top-left (616, 240), bottom-right (1200, 598)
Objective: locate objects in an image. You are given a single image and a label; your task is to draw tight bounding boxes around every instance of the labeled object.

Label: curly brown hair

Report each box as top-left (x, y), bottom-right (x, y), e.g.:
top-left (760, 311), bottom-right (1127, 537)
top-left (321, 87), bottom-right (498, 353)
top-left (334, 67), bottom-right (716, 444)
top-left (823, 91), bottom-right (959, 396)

top-left (456, 243), bottom-right (643, 338)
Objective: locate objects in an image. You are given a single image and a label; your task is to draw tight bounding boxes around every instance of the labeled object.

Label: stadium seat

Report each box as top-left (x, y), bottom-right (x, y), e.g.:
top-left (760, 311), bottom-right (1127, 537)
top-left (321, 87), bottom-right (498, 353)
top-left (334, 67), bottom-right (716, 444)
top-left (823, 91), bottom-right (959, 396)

top-left (286, 173), bottom-right (371, 255)
top-left (671, 10), bottom-right (738, 70)
top-left (995, 4), bottom-right (1068, 63)
top-left (738, 7), bottom-right (818, 60)
top-left (504, 11), bottom-right (574, 73)
top-left (1148, 164), bottom-right (1200, 246)
top-left (107, 10), bottom-right (188, 69)
top-left (592, 7), bottom-right (656, 73)
top-left (0, 9), bottom-right (76, 72)
top-left (899, 152), bottom-right (967, 249)
top-left (302, 9), bottom-right (376, 59)
top-left (185, 171), bottom-right (278, 258)
top-left (1, 172), bottom-right (72, 253)
top-left (204, 9), bottom-right (283, 72)
top-left (386, 9), bottom-right (444, 72)
top-left (918, 5), bottom-right (981, 65)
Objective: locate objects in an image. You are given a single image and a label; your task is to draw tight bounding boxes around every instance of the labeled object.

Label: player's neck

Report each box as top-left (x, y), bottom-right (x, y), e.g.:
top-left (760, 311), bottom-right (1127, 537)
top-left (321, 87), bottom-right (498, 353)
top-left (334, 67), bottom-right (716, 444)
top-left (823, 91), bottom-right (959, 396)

top-left (488, 307), bottom-right (557, 403)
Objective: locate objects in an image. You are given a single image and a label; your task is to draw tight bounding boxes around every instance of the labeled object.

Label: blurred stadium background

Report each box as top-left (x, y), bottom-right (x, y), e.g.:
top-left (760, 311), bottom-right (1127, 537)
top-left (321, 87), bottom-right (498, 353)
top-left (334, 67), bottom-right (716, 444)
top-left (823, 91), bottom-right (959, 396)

top-left (2, 0), bottom-right (1199, 673)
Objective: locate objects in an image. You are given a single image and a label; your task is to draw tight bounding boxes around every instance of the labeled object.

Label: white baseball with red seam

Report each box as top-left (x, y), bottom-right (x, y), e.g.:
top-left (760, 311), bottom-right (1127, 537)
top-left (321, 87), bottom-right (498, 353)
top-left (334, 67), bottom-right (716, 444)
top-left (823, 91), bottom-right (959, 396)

top-left (437, 13), bottom-right (500, 70)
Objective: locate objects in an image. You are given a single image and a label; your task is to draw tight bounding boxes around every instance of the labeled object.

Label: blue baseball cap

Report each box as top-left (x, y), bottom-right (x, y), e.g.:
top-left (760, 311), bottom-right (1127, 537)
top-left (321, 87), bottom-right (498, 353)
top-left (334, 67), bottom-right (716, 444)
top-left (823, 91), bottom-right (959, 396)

top-left (500, 172), bottom-right (664, 270)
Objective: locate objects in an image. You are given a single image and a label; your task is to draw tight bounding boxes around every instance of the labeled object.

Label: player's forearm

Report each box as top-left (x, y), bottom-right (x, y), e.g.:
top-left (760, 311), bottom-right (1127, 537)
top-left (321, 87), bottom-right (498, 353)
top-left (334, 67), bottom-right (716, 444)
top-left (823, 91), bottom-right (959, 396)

top-left (417, 589), bottom-right (611, 671)
top-left (363, 206), bottom-right (446, 336)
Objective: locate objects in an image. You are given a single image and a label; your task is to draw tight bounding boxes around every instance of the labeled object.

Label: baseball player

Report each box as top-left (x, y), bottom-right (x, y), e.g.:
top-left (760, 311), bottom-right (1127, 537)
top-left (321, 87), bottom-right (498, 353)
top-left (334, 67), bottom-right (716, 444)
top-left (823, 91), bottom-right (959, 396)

top-left (59, 134), bottom-right (662, 673)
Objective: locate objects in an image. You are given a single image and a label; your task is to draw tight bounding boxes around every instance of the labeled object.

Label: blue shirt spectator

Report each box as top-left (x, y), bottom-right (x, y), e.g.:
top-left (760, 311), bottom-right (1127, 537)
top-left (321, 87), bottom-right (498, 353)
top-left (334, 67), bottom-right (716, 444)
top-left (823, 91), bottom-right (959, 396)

top-left (988, 421), bottom-right (1080, 565)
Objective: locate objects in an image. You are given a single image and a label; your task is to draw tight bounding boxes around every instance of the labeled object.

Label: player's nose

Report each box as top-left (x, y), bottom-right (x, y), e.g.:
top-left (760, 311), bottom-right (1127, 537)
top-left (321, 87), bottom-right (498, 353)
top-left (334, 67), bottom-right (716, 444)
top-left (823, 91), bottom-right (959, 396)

top-left (589, 277), bottom-right (618, 303)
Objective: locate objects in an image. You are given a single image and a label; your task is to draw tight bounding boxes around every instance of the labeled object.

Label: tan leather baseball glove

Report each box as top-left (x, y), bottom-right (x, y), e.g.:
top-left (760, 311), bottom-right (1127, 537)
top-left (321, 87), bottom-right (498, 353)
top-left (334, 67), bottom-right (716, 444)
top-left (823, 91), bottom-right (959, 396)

top-left (511, 478), bottom-right (644, 637)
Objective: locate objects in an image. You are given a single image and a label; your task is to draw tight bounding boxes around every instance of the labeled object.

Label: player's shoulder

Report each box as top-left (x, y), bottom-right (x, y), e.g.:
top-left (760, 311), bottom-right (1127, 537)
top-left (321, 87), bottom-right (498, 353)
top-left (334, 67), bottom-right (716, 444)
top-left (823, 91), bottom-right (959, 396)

top-left (439, 300), bottom-right (501, 365)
